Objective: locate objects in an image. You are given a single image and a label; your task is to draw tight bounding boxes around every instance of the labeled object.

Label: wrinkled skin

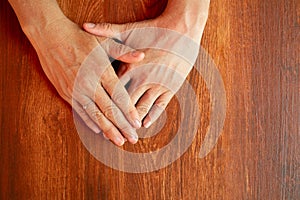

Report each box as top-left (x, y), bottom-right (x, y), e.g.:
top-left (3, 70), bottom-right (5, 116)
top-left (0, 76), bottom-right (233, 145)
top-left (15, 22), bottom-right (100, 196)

top-left (27, 18), bottom-right (146, 145)
top-left (84, 9), bottom-right (209, 128)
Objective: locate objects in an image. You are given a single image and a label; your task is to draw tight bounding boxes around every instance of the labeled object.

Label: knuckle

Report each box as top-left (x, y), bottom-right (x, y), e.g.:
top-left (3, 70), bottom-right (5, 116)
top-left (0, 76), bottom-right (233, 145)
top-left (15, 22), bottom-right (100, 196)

top-left (137, 104), bottom-right (151, 115)
top-left (102, 126), bottom-right (115, 135)
top-left (155, 99), bottom-right (169, 109)
top-left (91, 110), bottom-right (104, 122)
top-left (103, 105), bottom-right (118, 120)
top-left (112, 90), bottom-right (128, 106)
top-left (114, 43), bottom-right (128, 56)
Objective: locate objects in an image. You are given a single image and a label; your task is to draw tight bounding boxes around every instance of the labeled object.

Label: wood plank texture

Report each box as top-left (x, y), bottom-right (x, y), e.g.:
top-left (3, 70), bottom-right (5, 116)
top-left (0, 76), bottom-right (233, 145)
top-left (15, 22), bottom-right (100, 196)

top-left (0, 0), bottom-right (299, 199)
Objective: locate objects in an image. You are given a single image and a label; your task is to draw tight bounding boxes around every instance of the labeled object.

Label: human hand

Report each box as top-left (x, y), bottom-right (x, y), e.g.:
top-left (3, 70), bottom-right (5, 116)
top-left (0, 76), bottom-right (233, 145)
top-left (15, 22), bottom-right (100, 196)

top-left (83, 8), bottom-right (208, 128)
top-left (26, 18), bottom-right (146, 145)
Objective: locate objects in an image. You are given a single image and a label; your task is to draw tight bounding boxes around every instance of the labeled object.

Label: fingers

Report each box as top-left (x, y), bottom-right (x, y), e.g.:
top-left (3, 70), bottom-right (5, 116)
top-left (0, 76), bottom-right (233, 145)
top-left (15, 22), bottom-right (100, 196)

top-left (73, 96), bottom-right (127, 146)
top-left (83, 101), bottom-right (127, 146)
top-left (130, 84), bottom-right (172, 128)
top-left (143, 92), bottom-right (173, 128)
top-left (134, 87), bottom-right (163, 120)
top-left (83, 21), bottom-right (146, 44)
top-left (83, 21), bottom-right (147, 39)
top-left (73, 96), bottom-right (135, 146)
top-left (92, 84), bottom-right (139, 144)
top-left (100, 38), bottom-right (144, 63)
top-left (130, 85), bottom-right (151, 104)
top-left (71, 34), bottom-right (142, 145)
top-left (72, 100), bottom-right (101, 134)
top-left (102, 66), bottom-right (141, 126)
top-left (73, 75), bottom-right (140, 145)
top-left (83, 22), bottom-right (124, 39)
top-left (77, 46), bottom-right (141, 142)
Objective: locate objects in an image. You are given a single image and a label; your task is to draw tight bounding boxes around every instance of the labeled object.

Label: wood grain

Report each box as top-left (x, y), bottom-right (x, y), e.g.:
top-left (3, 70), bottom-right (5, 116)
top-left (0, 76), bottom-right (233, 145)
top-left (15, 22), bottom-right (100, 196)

top-left (0, 0), bottom-right (299, 199)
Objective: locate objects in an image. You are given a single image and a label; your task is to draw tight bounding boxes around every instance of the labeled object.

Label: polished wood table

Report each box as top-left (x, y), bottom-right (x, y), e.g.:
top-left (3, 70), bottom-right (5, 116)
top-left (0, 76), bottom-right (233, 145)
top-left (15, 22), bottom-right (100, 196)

top-left (0, 0), bottom-right (299, 199)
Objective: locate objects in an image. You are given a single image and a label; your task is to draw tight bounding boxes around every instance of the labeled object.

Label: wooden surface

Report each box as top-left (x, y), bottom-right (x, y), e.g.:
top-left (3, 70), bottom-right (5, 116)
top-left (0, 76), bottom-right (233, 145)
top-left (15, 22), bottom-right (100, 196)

top-left (1, 0), bottom-right (299, 199)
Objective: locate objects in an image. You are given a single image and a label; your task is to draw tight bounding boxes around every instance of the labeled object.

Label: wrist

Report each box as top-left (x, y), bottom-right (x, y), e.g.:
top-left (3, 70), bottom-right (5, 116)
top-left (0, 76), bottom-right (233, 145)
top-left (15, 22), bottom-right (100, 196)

top-left (24, 15), bottom-right (67, 37)
top-left (23, 14), bottom-right (68, 41)
top-left (157, 0), bottom-right (210, 41)
top-left (8, 0), bottom-right (67, 40)
top-left (24, 17), bottom-right (75, 51)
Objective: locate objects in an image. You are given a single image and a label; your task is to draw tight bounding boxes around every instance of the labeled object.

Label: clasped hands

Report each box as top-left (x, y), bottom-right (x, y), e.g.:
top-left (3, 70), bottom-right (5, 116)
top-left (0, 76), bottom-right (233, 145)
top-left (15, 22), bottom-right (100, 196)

top-left (28, 11), bottom-right (208, 146)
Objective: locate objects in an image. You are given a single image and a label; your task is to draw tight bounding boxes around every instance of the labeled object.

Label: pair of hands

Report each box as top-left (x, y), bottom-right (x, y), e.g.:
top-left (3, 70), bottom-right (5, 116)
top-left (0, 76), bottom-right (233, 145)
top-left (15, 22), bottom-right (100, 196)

top-left (29, 15), bottom-right (206, 146)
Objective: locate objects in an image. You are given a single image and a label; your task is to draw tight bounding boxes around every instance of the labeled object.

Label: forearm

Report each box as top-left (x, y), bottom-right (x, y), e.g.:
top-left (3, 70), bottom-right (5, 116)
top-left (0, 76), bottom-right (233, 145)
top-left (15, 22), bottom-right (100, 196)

top-left (163, 0), bottom-right (210, 20)
top-left (8, 0), bottom-right (66, 36)
top-left (159, 0), bottom-right (210, 39)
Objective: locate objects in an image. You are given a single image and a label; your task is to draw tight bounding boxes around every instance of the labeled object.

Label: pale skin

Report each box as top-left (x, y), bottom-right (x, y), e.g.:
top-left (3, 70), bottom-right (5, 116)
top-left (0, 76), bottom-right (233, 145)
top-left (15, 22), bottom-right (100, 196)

top-left (8, 0), bottom-right (210, 146)
top-left (84, 0), bottom-right (210, 128)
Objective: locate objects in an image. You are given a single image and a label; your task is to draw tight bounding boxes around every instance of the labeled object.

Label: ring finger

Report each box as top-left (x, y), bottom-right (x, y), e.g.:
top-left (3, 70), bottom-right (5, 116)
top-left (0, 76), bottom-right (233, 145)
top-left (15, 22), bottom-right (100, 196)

top-left (92, 85), bottom-right (139, 144)
top-left (74, 94), bottom-right (126, 146)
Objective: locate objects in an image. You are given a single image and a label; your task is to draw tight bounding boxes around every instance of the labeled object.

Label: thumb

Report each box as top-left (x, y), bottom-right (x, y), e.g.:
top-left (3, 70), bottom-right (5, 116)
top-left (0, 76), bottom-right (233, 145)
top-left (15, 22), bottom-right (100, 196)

top-left (83, 22), bottom-right (126, 40)
top-left (100, 38), bottom-right (145, 63)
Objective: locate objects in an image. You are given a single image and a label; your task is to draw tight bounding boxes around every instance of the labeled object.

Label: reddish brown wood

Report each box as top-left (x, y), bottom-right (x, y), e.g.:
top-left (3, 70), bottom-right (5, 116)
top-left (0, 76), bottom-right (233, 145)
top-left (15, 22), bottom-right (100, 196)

top-left (0, 0), bottom-right (299, 199)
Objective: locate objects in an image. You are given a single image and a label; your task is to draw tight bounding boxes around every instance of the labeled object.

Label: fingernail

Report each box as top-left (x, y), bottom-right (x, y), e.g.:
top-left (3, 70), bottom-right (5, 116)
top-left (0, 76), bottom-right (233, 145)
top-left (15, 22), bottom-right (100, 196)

top-left (144, 120), bottom-right (152, 129)
top-left (129, 134), bottom-right (139, 143)
top-left (85, 23), bottom-right (95, 28)
top-left (133, 119), bottom-right (141, 129)
top-left (116, 137), bottom-right (125, 146)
